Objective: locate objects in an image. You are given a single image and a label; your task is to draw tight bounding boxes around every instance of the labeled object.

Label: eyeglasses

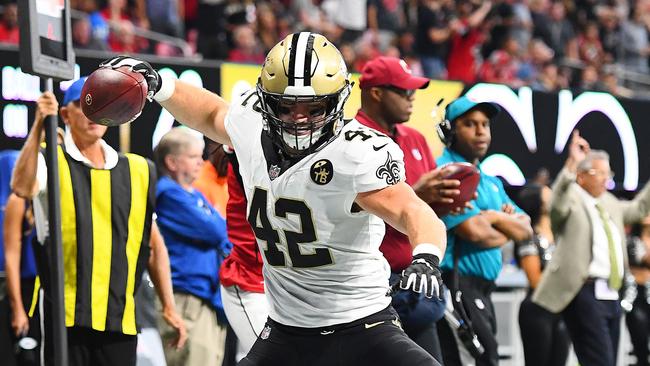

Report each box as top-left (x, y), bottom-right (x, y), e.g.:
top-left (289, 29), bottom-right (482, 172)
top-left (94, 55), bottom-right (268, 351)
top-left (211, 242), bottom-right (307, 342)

top-left (379, 85), bottom-right (416, 98)
top-left (586, 169), bottom-right (615, 179)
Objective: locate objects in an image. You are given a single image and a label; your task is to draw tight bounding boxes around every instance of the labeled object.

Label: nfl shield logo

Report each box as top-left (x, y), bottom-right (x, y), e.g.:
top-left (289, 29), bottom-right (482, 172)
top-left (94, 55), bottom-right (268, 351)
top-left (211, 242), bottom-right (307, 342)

top-left (268, 165), bottom-right (281, 180)
top-left (260, 325), bottom-right (271, 340)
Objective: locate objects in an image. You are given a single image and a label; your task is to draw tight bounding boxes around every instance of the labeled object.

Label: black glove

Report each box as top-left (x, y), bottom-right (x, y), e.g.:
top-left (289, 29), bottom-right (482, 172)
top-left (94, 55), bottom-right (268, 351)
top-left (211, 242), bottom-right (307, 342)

top-left (99, 56), bottom-right (161, 101)
top-left (399, 253), bottom-right (443, 299)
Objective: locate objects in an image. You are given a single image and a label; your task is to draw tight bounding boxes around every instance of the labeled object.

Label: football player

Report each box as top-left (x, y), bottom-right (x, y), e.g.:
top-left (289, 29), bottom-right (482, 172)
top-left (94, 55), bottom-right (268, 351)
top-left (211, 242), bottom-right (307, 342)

top-left (100, 32), bottom-right (447, 366)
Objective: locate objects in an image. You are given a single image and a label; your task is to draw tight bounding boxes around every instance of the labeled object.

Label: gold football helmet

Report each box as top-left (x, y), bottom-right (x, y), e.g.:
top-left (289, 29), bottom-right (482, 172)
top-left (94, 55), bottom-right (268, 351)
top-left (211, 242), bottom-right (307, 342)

top-left (257, 32), bottom-right (351, 157)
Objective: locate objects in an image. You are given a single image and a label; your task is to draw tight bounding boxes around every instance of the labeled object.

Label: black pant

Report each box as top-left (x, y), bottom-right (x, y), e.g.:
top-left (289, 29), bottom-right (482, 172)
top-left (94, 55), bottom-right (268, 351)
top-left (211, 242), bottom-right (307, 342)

top-left (562, 281), bottom-right (622, 366)
top-left (626, 284), bottom-right (650, 366)
top-left (437, 274), bottom-right (499, 366)
top-left (67, 327), bottom-right (137, 366)
top-left (239, 306), bottom-right (439, 366)
top-left (518, 291), bottom-right (571, 366)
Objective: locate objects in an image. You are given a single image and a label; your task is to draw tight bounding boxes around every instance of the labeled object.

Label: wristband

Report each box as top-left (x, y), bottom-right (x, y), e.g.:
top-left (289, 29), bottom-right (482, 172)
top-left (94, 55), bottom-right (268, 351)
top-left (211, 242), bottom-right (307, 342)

top-left (413, 243), bottom-right (442, 261)
top-left (153, 73), bottom-right (176, 102)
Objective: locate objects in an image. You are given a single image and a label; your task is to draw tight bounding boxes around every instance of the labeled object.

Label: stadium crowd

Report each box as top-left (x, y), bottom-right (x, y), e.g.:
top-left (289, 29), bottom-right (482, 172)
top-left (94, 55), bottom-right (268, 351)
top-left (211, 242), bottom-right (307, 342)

top-left (1, 0), bottom-right (650, 97)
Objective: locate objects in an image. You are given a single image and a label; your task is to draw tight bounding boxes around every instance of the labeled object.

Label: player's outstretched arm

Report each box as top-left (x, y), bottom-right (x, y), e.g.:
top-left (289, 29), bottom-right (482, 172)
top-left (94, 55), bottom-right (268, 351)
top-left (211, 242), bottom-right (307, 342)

top-left (356, 182), bottom-right (446, 250)
top-left (99, 56), bottom-right (232, 147)
top-left (157, 80), bottom-right (232, 147)
top-left (356, 182), bottom-right (447, 298)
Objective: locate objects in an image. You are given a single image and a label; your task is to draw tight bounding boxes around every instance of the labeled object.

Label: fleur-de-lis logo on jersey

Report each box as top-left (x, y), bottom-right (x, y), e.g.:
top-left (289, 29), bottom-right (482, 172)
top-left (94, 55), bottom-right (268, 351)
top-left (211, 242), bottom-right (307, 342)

top-left (375, 152), bottom-right (401, 185)
top-left (310, 159), bottom-right (333, 185)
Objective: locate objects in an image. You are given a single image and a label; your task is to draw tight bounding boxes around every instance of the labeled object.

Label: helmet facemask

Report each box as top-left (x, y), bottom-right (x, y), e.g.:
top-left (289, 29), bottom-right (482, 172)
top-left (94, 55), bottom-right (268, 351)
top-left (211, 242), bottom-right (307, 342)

top-left (257, 82), bottom-right (350, 157)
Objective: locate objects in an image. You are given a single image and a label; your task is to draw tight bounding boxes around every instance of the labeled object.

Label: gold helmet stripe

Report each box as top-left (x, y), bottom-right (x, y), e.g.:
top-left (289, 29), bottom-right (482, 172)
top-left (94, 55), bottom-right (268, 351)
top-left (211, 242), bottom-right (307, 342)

top-left (288, 32), bottom-right (315, 88)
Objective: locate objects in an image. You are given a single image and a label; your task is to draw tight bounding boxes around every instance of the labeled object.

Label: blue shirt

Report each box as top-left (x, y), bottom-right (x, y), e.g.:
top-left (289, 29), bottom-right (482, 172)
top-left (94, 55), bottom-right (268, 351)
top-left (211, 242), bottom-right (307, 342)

top-left (155, 176), bottom-right (232, 316)
top-left (436, 148), bottom-right (523, 281)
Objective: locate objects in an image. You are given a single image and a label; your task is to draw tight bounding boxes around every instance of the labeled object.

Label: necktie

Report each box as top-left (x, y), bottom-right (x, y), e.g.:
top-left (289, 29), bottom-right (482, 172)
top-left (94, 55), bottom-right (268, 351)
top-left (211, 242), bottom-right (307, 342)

top-left (595, 203), bottom-right (622, 290)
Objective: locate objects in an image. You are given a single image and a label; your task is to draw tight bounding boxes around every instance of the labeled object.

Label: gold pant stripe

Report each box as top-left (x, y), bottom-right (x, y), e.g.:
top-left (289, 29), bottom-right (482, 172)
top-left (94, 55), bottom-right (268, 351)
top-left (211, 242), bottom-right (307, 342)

top-left (90, 169), bottom-right (112, 331)
top-left (58, 146), bottom-right (78, 326)
top-left (121, 154), bottom-right (149, 334)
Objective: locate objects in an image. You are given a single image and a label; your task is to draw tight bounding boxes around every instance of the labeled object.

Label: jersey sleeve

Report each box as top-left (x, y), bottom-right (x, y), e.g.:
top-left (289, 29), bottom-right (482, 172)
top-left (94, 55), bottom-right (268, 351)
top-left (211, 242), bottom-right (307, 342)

top-left (223, 89), bottom-right (263, 153)
top-left (351, 140), bottom-right (405, 194)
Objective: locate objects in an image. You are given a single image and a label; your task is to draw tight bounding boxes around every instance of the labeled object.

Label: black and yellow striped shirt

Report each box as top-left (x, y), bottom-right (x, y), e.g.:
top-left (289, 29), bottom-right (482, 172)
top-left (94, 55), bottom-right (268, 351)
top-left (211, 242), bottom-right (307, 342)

top-left (49, 144), bottom-right (156, 335)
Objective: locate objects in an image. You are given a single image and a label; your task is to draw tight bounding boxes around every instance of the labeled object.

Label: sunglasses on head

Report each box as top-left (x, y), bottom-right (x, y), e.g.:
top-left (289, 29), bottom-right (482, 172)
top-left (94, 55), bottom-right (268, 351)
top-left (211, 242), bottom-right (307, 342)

top-left (379, 85), bottom-right (416, 98)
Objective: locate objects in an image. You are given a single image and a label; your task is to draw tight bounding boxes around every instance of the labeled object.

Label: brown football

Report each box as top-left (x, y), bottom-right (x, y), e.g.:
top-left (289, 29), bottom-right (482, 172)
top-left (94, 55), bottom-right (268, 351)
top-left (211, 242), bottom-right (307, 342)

top-left (80, 66), bottom-right (148, 126)
top-left (430, 162), bottom-right (480, 216)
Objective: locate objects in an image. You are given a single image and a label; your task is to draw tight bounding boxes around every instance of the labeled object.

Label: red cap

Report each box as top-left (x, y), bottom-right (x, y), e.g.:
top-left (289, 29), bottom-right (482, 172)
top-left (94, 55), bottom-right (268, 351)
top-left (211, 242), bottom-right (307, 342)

top-left (359, 56), bottom-right (430, 90)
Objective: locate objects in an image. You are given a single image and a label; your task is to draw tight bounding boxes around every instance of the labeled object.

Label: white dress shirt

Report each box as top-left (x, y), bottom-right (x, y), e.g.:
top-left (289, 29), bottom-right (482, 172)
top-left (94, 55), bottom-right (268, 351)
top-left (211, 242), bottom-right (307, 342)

top-left (576, 186), bottom-right (625, 281)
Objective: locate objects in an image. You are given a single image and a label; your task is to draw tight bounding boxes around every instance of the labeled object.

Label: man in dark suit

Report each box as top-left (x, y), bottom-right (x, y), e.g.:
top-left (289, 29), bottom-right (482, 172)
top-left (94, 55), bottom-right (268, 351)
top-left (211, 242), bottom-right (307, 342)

top-left (533, 130), bottom-right (650, 366)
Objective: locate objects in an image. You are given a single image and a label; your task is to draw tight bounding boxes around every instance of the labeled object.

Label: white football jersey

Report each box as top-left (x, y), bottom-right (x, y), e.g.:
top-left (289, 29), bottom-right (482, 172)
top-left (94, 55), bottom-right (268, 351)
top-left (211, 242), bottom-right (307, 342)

top-left (224, 90), bottom-right (406, 328)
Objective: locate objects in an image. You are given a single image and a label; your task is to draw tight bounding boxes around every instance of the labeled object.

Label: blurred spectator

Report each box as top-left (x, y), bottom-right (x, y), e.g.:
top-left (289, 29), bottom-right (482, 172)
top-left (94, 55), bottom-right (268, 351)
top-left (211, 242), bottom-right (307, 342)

top-left (227, 24), bottom-right (265, 64)
top-left (621, 5), bottom-right (650, 74)
top-left (511, 0), bottom-right (534, 51)
top-left (292, 0), bottom-right (336, 36)
top-left (193, 139), bottom-right (229, 217)
top-left (195, 0), bottom-right (229, 60)
top-left (577, 63), bottom-right (599, 91)
top-left (101, 0), bottom-right (146, 53)
top-left (597, 68), bottom-right (634, 98)
top-left (321, 0), bottom-right (367, 43)
top-left (530, 61), bottom-right (560, 91)
top-left (339, 42), bottom-right (358, 71)
top-left (367, 0), bottom-right (405, 51)
top-left (154, 127), bottom-right (231, 366)
top-left (3, 193), bottom-right (40, 366)
top-left (72, 16), bottom-right (109, 50)
top-left (146, 0), bottom-right (184, 39)
top-left (255, 3), bottom-right (280, 53)
top-left (481, 1), bottom-right (515, 61)
top-left (527, 38), bottom-right (555, 69)
top-left (0, 3), bottom-right (19, 45)
top-left (446, 0), bottom-right (492, 84)
top-left (352, 31), bottom-right (382, 72)
top-left (396, 29), bottom-right (416, 57)
top-left (76, 0), bottom-right (110, 45)
top-left (479, 35), bottom-right (525, 87)
top-left (599, 11), bottom-right (622, 63)
top-left (0, 150), bottom-right (19, 366)
top-left (577, 21), bottom-right (605, 66)
top-left (544, 1), bottom-right (578, 61)
top-left (626, 214), bottom-right (650, 366)
top-left (416, 0), bottom-right (453, 79)
top-left (515, 184), bottom-right (571, 366)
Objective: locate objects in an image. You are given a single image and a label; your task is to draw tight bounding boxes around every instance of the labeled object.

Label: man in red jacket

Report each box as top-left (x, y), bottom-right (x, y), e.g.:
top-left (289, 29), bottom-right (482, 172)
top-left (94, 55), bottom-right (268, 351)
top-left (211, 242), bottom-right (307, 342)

top-left (356, 56), bottom-right (461, 363)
